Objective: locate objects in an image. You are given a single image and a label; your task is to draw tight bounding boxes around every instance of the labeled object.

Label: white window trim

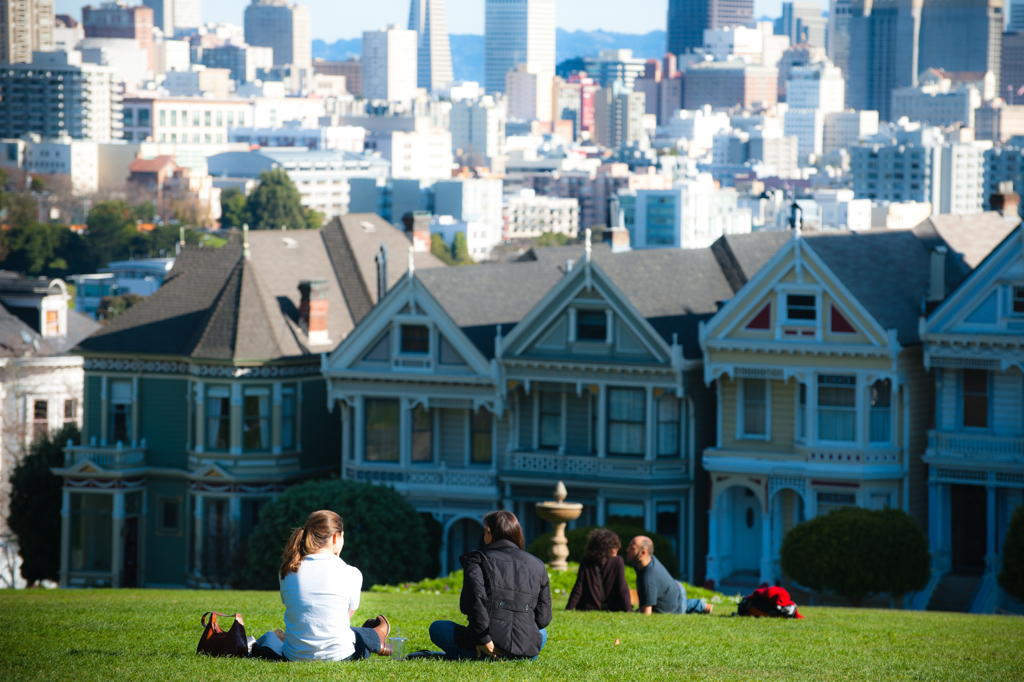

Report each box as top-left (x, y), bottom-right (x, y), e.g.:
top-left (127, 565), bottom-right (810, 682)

top-left (867, 379), bottom-right (895, 447)
top-left (775, 285), bottom-right (823, 341)
top-left (814, 374), bottom-right (859, 445)
top-left (736, 378), bottom-right (771, 441)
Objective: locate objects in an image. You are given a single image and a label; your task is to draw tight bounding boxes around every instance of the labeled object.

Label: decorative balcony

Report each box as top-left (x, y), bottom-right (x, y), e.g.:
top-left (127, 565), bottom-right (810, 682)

top-left (794, 444), bottom-right (903, 466)
top-left (927, 430), bottom-right (1024, 465)
top-left (345, 464), bottom-right (498, 489)
top-left (502, 451), bottom-right (689, 483)
top-left (63, 441), bottom-right (147, 469)
top-left (187, 450), bottom-right (302, 475)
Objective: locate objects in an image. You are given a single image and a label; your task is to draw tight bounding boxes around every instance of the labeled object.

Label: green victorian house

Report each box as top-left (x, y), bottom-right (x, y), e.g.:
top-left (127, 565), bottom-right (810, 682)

top-left (53, 216), bottom-right (444, 587)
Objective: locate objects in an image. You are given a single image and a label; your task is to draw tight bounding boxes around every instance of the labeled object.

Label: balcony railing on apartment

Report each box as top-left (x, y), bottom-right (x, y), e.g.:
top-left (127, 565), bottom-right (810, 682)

top-left (64, 440), bottom-right (147, 469)
top-left (502, 451), bottom-right (689, 481)
top-left (795, 443), bottom-right (903, 466)
top-left (346, 464), bottom-right (498, 489)
top-left (928, 430), bottom-right (1024, 463)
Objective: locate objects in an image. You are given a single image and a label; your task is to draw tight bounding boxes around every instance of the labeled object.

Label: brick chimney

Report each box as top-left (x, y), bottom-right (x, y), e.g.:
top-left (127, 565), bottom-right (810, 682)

top-left (298, 279), bottom-right (330, 346)
top-left (990, 181), bottom-right (1021, 222)
top-left (603, 226), bottom-right (631, 253)
top-left (403, 211), bottom-right (432, 253)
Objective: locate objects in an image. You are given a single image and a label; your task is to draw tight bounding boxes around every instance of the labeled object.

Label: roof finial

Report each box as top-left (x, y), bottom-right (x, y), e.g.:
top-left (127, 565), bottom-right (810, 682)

top-left (242, 223), bottom-right (251, 260)
top-left (585, 227), bottom-right (592, 262)
top-left (408, 245), bottom-right (415, 278)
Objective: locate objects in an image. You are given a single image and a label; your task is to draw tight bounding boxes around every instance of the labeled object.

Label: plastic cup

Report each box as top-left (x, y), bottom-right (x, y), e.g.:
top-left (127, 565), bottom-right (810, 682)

top-left (389, 636), bottom-right (407, 660)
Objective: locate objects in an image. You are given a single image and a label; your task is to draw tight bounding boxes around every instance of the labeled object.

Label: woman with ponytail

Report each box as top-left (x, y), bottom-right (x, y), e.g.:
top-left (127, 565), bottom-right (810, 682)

top-left (272, 510), bottom-right (394, 661)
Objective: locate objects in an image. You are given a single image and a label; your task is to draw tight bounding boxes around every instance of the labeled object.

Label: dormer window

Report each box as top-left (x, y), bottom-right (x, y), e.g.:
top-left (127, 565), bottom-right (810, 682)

top-left (577, 311), bottom-right (607, 341)
top-left (1013, 286), bottom-right (1024, 314)
top-left (786, 295), bottom-right (816, 322)
top-left (401, 325), bottom-right (429, 354)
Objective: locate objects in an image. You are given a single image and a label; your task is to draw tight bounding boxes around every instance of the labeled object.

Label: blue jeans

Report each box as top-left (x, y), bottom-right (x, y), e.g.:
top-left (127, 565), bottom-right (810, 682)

top-left (346, 626), bottom-right (381, 660)
top-left (429, 620), bottom-right (547, 661)
top-left (679, 582), bottom-right (710, 614)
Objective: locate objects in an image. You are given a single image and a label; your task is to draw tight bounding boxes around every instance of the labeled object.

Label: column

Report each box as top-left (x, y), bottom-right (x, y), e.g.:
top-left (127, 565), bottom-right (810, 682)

top-left (100, 376), bottom-right (109, 445)
top-left (229, 383), bottom-right (242, 455)
top-left (271, 383), bottom-right (283, 455)
top-left (130, 377), bottom-right (139, 446)
top-left (192, 494), bottom-right (204, 577)
top-left (194, 382), bottom-right (205, 453)
top-left (59, 489), bottom-right (71, 586)
top-left (705, 508), bottom-right (719, 584)
top-left (759, 510), bottom-right (773, 585)
top-left (986, 479), bottom-right (997, 575)
top-left (138, 492), bottom-right (147, 587)
top-left (341, 402), bottom-right (351, 468)
top-left (354, 397), bottom-right (365, 463)
top-left (399, 398), bottom-right (411, 466)
top-left (111, 491), bottom-right (125, 588)
top-left (596, 385), bottom-right (607, 457)
top-left (229, 496), bottom-right (242, 563)
top-left (596, 493), bottom-right (606, 525)
top-left (644, 386), bottom-right (655, 461)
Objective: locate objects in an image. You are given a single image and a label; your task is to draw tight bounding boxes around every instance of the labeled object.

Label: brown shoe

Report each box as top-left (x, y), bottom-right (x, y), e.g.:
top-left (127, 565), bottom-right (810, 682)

top-left (365, 614), bottom-right (391, 656)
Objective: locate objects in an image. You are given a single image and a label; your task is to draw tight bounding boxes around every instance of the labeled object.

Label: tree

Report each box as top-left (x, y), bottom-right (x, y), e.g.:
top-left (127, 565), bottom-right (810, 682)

top-left (220, 187), bottom-right (248, 228)
top-left (8, 423), bottom-right (80, 585)
top-left (232, 478), bottom-right (433, 590)
top-left (998, 505), bottom-right (1024, 602)
top-left (245, 169), bottom-right (309, 230)
top-left (536, 232), bottom-right (573, 247)
top-left (305, 208), bottom-right (325, 229)
top-left (85, 200), bottom-right (137, 266)
top-left (451, 232), bottom-right (474, 264)
top-left (98, 293), bottom-right (143, 321)
top-left (780, 507), bottom-right (929, 605)
top-left (430, 233), bottom-right (455, 265)
top-left (526, 524), bottom-right (679, 578)
top-left (131, 201), bottom-right (157, 223)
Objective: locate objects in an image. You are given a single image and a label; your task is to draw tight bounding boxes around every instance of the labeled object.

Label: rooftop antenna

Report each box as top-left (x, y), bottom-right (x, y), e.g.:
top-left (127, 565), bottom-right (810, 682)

top-left (242, 223), bottom-right (251, 260)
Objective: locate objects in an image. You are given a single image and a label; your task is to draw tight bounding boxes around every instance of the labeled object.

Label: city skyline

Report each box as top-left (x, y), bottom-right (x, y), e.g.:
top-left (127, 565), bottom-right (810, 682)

top-left (52, 0), bottom-right (831, 41)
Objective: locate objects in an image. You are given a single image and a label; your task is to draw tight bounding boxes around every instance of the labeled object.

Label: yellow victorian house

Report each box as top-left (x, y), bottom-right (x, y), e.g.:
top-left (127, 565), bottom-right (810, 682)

top-left (699, 225), bottom-right (975, 591)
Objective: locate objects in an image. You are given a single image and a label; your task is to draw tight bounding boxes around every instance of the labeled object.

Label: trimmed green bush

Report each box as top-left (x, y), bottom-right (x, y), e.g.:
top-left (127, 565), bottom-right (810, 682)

top-left (232, 478), bottom-right (432, 590)
top-left (998, 504), bottom-right (1024, 602)
top-left (526, 525), bottom-right (678, 577)
top-left (780, 507), bottom-right (929, 605)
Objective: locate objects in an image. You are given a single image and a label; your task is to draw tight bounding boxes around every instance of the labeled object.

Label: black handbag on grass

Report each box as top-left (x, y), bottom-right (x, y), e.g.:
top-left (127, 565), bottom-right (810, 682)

top-left (197, 612), bottom-right (249, 657)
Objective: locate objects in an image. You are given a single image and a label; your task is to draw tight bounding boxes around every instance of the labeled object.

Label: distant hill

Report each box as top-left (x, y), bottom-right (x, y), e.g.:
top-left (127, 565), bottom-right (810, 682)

top-left (312, 29), bottom-right (668, 85)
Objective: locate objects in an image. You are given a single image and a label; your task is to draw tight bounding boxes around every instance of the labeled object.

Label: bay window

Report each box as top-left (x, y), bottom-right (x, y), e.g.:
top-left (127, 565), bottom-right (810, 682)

top-left (411, 405), bottom-right (432, 462)
top-left (962, 369), bottom-right (989, 428)
top-left (471, 408), bottom-right (492, 464)
top-left (740, 379), bottom-right (767, 438)
top-left (365, 398), bottom-right (399, 462)
top-left (608, 388), bottom-right (645, 456)
top-left (869, 380), bottom-right (892, 444)
top-left (205, 386), bottom-right (230, 451)
top-left (817, 375), bottom-right (856, 441)
top-left (243, 387), bottom-right (270, 451)
top-left (656, 395), bottom-right (680, 457)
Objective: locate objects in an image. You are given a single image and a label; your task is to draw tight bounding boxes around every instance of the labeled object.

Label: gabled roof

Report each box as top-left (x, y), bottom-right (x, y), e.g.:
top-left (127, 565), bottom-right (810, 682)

top-left (77, 215), bottom-right (445, 362)
top-left (0, 303), bottom-right (98, 357)
top-left (914, 212), bottom-right (1020, 270)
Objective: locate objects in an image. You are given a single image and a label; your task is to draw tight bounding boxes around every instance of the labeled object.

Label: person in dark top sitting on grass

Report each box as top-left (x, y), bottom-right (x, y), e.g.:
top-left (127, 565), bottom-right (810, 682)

top-left (626, 535), bottom-right (712, 615)
top-left (429, 510), bottom-right (552, 660)
top-left (566, 528), bottom-right (632, 612)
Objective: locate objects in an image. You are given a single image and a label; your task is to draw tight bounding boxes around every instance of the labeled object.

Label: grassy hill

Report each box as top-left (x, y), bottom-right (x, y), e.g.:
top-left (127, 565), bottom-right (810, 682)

top-left (2, 589), bottom-right (1022, 680)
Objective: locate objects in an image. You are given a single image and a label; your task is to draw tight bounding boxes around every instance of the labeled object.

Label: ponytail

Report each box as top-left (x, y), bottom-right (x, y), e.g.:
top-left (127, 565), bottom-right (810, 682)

top-left (279, 510), bottom-right (344, 579)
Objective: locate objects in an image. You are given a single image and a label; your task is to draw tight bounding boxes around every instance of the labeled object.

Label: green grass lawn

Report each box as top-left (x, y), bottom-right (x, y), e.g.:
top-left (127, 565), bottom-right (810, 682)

top-left (1, 589), bottom-right (1022, 681)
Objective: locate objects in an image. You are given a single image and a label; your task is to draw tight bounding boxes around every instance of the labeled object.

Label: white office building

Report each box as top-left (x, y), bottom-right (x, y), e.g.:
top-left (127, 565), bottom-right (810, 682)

top-left (484, 0), bottom-right (555, 94)
top-left (787, 62), bottom-right (845, 113)
top-left (408, 0), bottom-right (454, 92)
top-left (228, 123), bottom-right (366, 151)
top-left (823, 110), bottom-right (879, 155)
top-left (703, 26), bottom-right (764, 62)
top-left (244, 0), bottom-right (312, 68)
top-left (891, 74), bottom-right (984, 129)
top-left (364, 127), bottom-right (453, 182)
top-left (430, 215), bottom-right (502, 261)
top-left (618, 174), bottom-right (752, 250)
top-left (173, 0), bottom-right (202, 31)
top-left (362, 25), bottom-right (418, 103)
top-left (449, 96), bottom-right (507, 164)
top-left (813, 189), bottom-right (872, 230)
top-left (506, 64), bottom-right (554, 122)
top-left (504, 188), bottom-right (579, 239)
top-left (784, 108), bottom-right (825, 158)
top-left (657, 108), bottom-right (732, 157)
top-left (434, 178), bottom-right (504, 233)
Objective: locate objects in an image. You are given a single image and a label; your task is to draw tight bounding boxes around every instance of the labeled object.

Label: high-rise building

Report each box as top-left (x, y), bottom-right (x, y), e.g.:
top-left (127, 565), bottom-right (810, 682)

top-left (667, 0), bottom-right (754, 56)
top-left (362, 25), bottom-right (417, 102)
top-left (506, 63), bottom-right (553, 122)
top-left (1002, 32), bottom-right (1024, 101)
top-left (787, 61), bottom-right (846, 112)
top-left (0, 51), bottom-right (121, 141)
top-left (408, 0), bottom-right (453, 93)
top-left (777, 2), bottom-right (827, 47)
top-left (449, 96), bottom-right (506, 164)
top-left (313, 59), bottom-right (362, 96)
top-left (918, 0), bottom-right (1003, 86)
top-left (171, 0), bottom-right (200, 31)
top-left (1, 0), bottom-right (54, 64)
top-left (828, 0), bottom-right (852, 97)
top-left (683, 61), bottom-right (779, 110)
top-left (594, 80), bottom-right (646, 150)
top-left (201, 43), bottom-right (274, 83)
top-left (244, 0), bottom-right (312, 68)
top-left (484, 0), bottom-right (555, 94)
top-left (847, 0), bottom-right (923, 121)
top-left (82, 2), bottom-right (154, 70)
top-left (823, 110), bottom-right (879, 154)
top-left (1010, 0), bottom-right (1024, 29)
top-left (143, 0), bottom-right (172, 33)
top-left (891, 71), bottom-right (984, 128)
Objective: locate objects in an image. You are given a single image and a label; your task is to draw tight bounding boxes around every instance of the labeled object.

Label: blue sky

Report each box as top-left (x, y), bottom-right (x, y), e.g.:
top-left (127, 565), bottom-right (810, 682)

top-left (56, 0), bottom-right (823, 41)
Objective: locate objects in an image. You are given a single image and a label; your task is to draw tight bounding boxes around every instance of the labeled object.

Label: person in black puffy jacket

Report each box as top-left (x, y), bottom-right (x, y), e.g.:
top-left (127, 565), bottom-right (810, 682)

top-left (429, 510), bottom-right (552, 660)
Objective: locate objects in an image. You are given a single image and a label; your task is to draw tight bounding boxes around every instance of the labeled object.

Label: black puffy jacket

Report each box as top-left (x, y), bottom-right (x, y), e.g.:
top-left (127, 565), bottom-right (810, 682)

top-left (455, 539), bottom-right (553, 658)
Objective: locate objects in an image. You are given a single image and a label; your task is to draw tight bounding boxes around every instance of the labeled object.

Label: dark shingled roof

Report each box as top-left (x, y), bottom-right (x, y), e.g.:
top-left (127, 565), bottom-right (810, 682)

top-left (77, 215), bottom-right (445, 361)
top-left (0, 303), bottom-right (99, 357)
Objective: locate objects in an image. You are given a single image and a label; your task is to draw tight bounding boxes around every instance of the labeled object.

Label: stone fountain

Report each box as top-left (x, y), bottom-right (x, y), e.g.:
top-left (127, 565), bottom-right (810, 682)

top-left (535, 481), bottom-right (583, 571)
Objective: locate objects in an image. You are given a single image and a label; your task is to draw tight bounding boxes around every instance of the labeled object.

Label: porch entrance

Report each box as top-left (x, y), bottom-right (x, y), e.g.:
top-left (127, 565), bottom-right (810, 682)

top-left (950, 484), bottom-right (986, 575)
top-left (728, 486), bottom-right (761, 575)
top-left (122, 517), bottom-right (139, 587)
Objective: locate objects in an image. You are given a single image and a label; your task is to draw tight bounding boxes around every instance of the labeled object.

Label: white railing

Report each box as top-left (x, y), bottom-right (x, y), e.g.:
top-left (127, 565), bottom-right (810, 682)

top-left (64, 444), bottom-right (146, 469)
top-left (928, 430), bottom-right (1024, 463)
top-left (348, 465), bottom-right (497, 488)
top-left (502, 452), bottom-right (688, 480)
top-left (795, 444), bottom-right (902, 466)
